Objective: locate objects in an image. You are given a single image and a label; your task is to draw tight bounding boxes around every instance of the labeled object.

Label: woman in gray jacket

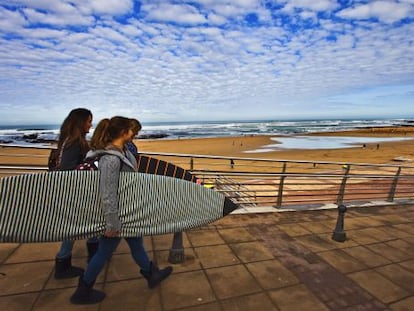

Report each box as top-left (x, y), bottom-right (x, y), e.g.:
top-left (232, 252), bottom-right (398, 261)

top-left (70, 116), bottom-right (172, 305)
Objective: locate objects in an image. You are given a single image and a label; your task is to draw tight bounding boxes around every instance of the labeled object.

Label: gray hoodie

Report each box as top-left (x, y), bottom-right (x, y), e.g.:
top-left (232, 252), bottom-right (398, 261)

top-left (86, 147), bottom-right (137, 232)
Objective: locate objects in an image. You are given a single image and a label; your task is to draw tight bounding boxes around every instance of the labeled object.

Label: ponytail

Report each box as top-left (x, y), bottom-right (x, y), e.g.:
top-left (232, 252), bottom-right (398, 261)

top-left (90, 118), bottom-right (110, 150)
top-left (90, 116), bottom-right (131, 150)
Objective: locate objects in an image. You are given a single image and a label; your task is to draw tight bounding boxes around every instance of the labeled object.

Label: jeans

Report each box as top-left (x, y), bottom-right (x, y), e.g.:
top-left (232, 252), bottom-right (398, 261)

top-left (83, 236), bottom-right (150, 285)
top-left (56, 237), bottom-right (99, 259)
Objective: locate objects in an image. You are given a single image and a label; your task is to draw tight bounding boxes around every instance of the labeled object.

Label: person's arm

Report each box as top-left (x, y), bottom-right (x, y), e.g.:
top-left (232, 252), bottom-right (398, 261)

top-left (99, 155), bottom-right (122, 235)
top-left (60, 142), bottom-right (81, 170)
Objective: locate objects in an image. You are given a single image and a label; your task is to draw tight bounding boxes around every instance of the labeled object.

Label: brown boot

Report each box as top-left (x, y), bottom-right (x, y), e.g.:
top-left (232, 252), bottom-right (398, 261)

top-left (140, 261), bottom-right (172, 289)
top-left (54, 256), bottom-right (84, 279)
top-left (70, 276), bottom-right (106, 305)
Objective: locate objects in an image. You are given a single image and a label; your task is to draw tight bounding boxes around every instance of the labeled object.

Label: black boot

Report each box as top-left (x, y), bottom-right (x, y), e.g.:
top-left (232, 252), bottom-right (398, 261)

top-left (70, 276), bottom-right (106, 305)
top-left (141, 261), bottom-right (173, 289)
top-left (86, 240), bottom-right (99, 263)
top-left (54, 256), bottom-right (84, 279)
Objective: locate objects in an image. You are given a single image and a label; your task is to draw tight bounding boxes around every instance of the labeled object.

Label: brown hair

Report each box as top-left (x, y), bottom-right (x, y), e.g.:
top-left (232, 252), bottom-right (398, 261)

top-left (89, 116), bottom-right (131, 150)
top-left (57, 108), bottom-right (92, 155)
top-left (129, 118), bottom-right (142, 136)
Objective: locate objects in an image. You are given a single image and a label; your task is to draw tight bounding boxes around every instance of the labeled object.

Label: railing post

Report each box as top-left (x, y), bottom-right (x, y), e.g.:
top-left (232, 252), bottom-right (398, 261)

top-left (332, 204), bottom-right (347, 242)
top-left (387, 167), bottom-right (401, 202)
top-left (276, 162), bottom-right (287, 208)
top-left (336, 164), bottom-right (350, 205)
top-left (168, 232), bottom-right (185, 264)
top-left (190, 157), bottom-right (194, 170)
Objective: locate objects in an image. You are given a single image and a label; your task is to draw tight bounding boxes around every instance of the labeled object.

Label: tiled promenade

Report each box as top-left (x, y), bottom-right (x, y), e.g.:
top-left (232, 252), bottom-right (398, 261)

top-left (0, 204), bottom-right (413, 310)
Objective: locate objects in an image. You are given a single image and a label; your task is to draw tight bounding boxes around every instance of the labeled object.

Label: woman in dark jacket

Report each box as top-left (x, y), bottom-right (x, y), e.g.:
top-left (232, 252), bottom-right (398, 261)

top-left (54, 108), bottom-right (99, 279)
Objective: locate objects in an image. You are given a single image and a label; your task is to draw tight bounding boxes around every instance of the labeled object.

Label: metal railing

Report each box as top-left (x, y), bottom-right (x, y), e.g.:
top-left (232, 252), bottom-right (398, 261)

top-left (1, 148), bottom-right (414, 209)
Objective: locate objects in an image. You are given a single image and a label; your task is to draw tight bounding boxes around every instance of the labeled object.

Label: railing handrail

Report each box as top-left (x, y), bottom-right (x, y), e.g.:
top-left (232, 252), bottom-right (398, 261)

top-left (1, 147), bottom-right (414, 169)
top-left (1, 149), bottom-right (414, 209)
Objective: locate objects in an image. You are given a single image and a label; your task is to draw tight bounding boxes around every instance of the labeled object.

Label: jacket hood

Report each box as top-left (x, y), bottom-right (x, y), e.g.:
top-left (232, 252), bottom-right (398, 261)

top-left (86, 148), bottom-right (135, 170)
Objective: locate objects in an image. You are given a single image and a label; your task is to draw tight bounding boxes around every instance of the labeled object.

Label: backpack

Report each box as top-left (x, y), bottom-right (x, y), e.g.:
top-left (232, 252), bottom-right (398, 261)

top-left (75, 157), bottom-right (99, 171)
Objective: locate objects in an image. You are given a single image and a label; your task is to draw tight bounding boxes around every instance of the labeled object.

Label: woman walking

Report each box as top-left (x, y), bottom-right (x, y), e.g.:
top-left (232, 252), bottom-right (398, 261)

top-left (70, 116), bottom-right (172, 304)
top-left (53, 108), bottom-right (99, 279)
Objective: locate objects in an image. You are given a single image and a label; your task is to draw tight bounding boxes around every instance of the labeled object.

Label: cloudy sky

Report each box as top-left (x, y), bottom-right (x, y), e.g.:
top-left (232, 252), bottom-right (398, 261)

top-left (0, 0), bottom-right (413, 125)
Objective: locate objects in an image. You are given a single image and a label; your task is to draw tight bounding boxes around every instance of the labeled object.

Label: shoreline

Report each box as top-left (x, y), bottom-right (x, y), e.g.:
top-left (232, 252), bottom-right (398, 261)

top-left (1, 127), bottom-right (414, 167)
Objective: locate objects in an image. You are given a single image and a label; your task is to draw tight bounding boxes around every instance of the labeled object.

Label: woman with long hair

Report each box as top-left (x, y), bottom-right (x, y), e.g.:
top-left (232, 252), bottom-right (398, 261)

top-left (54, 108), bottom-right (99, 279)
top-left (70, 116), bottom-right (172, 304)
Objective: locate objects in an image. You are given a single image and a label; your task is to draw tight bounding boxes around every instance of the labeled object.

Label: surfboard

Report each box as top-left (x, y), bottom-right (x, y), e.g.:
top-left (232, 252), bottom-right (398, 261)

top-left (0, 171), bottom-right (238, 243)
top-left (136, 154), bottom-right (197, 182)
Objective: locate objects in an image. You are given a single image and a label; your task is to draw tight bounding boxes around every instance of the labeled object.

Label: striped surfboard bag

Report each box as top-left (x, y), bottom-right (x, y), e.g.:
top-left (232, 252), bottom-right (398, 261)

top-left (0, 171), bottom-right (237, 243)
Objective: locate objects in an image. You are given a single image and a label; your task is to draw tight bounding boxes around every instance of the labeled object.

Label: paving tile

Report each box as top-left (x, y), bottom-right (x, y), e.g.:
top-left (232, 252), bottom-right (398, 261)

top-left (317, 233), bottom-right (359, 249)
top-left (218, 227), bottom-right (256, 243)
top-left (348, 228), bottom-right (384, 245)
top-left (382, 215), bottom-right (413, 225)
top-left (295, 234), bottom-right (339, 252)
top-left (221, 292), bottom-right (278, 310)
top-left (229, 241), bottom-right (274, 263)
top-left (113, 237), bottom-right (153, 254)
top-left (0, 292), bottom-right (38, 311)
top-left (378, 226), bottom-right (413, 239)
top-left (268, 284), bottom-right (329, 311)
top-left (402, 236), bottom-right (414, 244)
top-left (152, 233), bottom-right (191, 250)
top-left (389, 296), bottom-right (414, 311)
top-left (187, 229), bottom-right (225, 247)
top-left (206, 265), bottom-right (261, 300)
top-left (154, 248), bottom-right (202, 273)
top-left (5, 242), bottom-right (60, 263)
top-left (175, 302), bottom-right (222, 311)
top-left (393, 224), bottom-right (414, 235)
top-left (399, 260), bottom-right (414, 273)
top-left (345, 217), bottom-right (385, 230)
top-left (101, 278), bottom-right (161, 311)
top-left (277, 223), bottom-right (311, 236)
top-left (348, 270), bottom-right (409, 304)
top-left (338, 300), bottom-right (389, 311)
top-left (105, 253), bottom-right (143, 282)
top-left (343, 217), bottom-right (370, 230)
top-left (194, 244), bottom-right (239, 269)
top-left (366, 243), bottom-right (412, 262)
top-left (359, 227), bottom-right (399, 242)
top-left (385, 239), bottom-right (414, 257)
top-left (318, 249), bottom-right (367, 273)
top-left (44, 256), bottom-right (105, 290)
top-left (0, 243), bottom-right (19, 264)
top-left (375, 264), bottom-right (414, 292)
top-left (370, 214), bottom-right (409, 225)
top-left (342, 246), bottom-right (391, 268)
top-left (246, 259), bottom-right (299, 289)
top-left (299, 221), bottom-right (332, 234)
top-left (33, 287), bottom-right (101, 310)
top-left (161, 270), bottom-right (216, 310)
top-left (0, 261), bottom-right (53, 295)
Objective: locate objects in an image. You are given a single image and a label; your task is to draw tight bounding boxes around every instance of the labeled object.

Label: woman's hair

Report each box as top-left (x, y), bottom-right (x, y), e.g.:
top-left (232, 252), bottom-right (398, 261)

top-left (57, 108), bottom-right (92, 154)
top-left (129, 118), bottom-right (142, 136)
top-left (90, 116), bottom-right (131, 150)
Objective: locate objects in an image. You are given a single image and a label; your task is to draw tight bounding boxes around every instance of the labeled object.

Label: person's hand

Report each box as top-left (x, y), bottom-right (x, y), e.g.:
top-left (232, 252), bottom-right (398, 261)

top-left (104, 230), bottom-right (119, 238)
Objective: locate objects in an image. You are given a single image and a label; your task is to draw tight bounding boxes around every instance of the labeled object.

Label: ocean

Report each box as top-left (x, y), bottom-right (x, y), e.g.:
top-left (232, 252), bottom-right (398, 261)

top-left (0, 118), bottom-right (413, 150)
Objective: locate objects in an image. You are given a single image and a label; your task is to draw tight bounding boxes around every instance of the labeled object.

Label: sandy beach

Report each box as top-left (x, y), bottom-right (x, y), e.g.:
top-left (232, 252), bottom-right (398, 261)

top-left (1, 126), bottom-right (414, 168)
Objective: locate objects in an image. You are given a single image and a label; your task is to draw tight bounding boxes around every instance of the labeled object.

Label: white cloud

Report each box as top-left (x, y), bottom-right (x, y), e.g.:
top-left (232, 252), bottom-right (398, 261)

top-left (281, 0), bottom-right (340, 13)
top-left (142, 3), bottom-right (207, 24)
top-left (0, 1), bottom-right (413, 123)
top-left (0, 7), bottom-right (27, 31)
top-left (22, 7), bottom-right (93, 26)
top-left (337, 1), bottom-right (413, 23)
